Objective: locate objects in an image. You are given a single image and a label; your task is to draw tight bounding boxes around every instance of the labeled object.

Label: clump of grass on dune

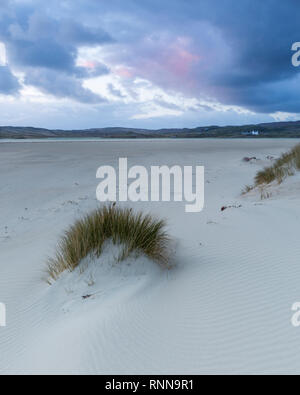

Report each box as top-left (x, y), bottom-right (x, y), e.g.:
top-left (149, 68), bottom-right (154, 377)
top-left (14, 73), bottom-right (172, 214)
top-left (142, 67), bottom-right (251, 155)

top-left (241, 184), bottom-right (254, 195)
top-left (243, 143), bottom-right (300, 194)
top-left (47, 205), bottom-right (171, 282)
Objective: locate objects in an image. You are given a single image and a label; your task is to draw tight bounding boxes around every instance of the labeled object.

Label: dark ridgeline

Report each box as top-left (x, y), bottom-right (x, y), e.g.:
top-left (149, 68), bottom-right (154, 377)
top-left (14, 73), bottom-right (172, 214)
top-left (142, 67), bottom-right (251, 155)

top-left (1, 121), bottom-right (300, 139)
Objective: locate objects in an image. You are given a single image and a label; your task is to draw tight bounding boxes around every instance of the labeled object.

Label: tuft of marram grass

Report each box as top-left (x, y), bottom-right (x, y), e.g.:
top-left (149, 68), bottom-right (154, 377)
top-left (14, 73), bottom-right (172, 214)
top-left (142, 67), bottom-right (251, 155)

top-left (241, 184), bottom-right (254, 195)
top-left (252, 143), bottom-right (300, 188)
top-left (47, 205), bottom-right (171, 281)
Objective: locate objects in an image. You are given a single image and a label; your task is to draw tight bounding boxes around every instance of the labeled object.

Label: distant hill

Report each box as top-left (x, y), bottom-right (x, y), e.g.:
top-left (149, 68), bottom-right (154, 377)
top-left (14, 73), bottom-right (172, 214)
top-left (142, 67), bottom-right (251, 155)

top-left (1, 121), bottom-right (300, 139)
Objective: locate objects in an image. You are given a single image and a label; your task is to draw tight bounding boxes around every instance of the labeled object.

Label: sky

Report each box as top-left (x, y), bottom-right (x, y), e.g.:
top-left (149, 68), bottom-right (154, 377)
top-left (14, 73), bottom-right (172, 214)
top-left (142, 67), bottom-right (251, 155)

top-left (0, 0), bottom-right (299, 130)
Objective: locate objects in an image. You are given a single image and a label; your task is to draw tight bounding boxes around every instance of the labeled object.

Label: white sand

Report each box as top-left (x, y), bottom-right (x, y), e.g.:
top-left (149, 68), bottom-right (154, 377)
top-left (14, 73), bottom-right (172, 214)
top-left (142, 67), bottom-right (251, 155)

top-left (0, 138), bottom-right (300, 374)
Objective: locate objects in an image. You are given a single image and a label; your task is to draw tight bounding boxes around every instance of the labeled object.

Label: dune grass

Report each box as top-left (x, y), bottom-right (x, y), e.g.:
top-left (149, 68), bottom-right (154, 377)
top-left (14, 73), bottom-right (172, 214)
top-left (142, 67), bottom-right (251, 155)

top-left (255, 144), bottom-right (300, 186)
top-left (47, 205), bottom-right (171, 281)
top-left (243, 144), bottom-right (300, 194)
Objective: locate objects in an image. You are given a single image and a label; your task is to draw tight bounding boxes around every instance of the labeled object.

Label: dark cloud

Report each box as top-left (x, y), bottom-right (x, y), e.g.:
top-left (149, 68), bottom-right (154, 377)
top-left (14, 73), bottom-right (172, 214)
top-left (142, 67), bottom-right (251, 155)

top-left (6, 39), bottom-right (75, 71)
top-left (25, 68), bottom-right (106, 103)
top-left (59, 20), bottom-right (113, 46)
top-left (0, 2), bottom-right (113, 101)
top-left (221, 76), bottom-right (300, 114)
top-left (0, 65), bottom-right (20, 94)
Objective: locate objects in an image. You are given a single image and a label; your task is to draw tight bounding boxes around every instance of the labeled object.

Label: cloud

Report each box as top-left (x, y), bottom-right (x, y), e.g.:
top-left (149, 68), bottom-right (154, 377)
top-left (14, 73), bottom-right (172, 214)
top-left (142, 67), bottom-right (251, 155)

top-left (0, 0), bottom-right (299, 126)
top-left (153, 97), bottom-right (182, 111)
top-left (59, 20), bottom-right (113, 46)
top-left (7, 39), bottom-right (75, 71)
top-left (25, 68), bottom-right (106, 103)
top-left (0, 3), bottom-right (113, 102)
top-left (0, 42), bottom-right (6, 65)
top-left (75, 61), bottom-right (110, 79)
top-left (89, 0), bottom-right (300, 115)
top-left (107, 83), bottom-right (126, 98)
top-left (0, 65), bottom-right (20, 94)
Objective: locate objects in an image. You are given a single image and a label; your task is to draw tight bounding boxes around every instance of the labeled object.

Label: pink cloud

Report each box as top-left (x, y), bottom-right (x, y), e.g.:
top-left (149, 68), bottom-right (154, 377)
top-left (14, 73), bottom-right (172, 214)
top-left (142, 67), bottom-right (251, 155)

top-left (78, 60), bottom-right (97, 69)
top-left (130, 37), bottom-right (202, 91)
top-left (114, 66), bottom-right (134, 79)
top-left (166, 46), bottom-right (201, 77)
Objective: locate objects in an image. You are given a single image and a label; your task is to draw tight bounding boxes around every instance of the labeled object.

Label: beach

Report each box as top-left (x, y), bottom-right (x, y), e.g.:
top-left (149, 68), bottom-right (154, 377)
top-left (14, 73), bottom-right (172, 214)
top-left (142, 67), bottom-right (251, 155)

top-left (1, 138), bottom-right (300, 374)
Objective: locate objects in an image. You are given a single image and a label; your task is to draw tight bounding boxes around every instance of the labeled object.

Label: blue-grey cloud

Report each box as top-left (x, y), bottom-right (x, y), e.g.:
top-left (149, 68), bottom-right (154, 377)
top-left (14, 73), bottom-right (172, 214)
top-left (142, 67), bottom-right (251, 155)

top-left (25, 68), bottom-right (106, 103)
top-left (107, 83), bottom-right (126, 98)
top-left (0, 65), bottom-right (20, 94)
top-left (0, 2), bottom-right (114, 100)
top-left (7, 39), bottom-right (75, 71)
top-left (59, 20), bottom-right (113, 46)
top-left (75, 62), bottom-right (110, 79)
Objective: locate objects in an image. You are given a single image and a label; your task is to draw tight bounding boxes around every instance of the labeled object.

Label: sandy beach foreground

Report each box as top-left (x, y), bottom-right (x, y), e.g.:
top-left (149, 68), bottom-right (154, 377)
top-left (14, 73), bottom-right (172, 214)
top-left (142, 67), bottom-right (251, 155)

top-left (1, 139), bottom-right (300, 374)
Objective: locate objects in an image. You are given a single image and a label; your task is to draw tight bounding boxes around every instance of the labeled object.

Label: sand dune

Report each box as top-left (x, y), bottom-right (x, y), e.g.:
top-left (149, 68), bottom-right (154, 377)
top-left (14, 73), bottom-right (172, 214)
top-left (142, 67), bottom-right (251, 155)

top-left (1, 139), bottom-right (300, 374)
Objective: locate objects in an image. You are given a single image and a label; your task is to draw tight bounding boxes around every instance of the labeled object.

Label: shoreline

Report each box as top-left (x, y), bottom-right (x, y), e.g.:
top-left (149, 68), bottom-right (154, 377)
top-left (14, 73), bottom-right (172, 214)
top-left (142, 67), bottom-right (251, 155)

top-left (1, 137), bottom-right (300, 144)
